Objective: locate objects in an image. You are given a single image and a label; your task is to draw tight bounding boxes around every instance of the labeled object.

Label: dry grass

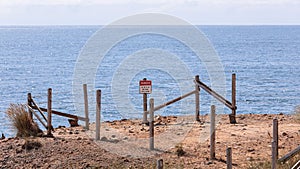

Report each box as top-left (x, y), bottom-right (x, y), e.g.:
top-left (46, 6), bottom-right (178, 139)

top-left (5, 104), bottom-right (42, 137)
top-left (248, 154), bottom-right (300, 169)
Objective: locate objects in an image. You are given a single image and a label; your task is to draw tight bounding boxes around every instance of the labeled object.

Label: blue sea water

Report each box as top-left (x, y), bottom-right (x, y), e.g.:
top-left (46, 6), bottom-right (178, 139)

top-left (0, 25), bottom-right (299, 137)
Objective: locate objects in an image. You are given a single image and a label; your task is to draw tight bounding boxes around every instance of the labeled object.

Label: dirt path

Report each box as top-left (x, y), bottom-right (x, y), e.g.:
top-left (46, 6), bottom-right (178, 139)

top-left (1, 114), bottom-right (299, 168)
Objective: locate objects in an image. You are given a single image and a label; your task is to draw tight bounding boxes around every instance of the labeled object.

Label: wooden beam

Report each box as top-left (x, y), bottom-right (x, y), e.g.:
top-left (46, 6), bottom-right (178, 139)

top-left (195, 75), bottom-right (200, 121)
top-left (83, 84), bottom-right (89, 130)
top-left (31, 98), bottom-right (48, 122)
top-left (194, 79), bottom-right (234, 110)
top-left (26, 105), bottom-right (47, 129)
top-left (47, 88), bottom-right (52, 136)
top-left (32, 107), bottom-right (85, 121)
top-left (278, 145), bottom-right (300, 163)
top-left (146, 90), bottom-right (196, 114)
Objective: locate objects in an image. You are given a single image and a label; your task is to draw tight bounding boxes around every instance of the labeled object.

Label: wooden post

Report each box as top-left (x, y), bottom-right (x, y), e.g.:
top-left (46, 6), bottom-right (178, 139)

top-left (149, 98), bottom-right (154, 150)
top-left (210, 105), bottom-right (216, 160)
top-left (230, 73), bottom-right (237, 124)
top-left (156, 159), bottom-right (163, 169)
top-left (96, 90), bottom-right (101, 140)
top-left (273, 118), bottom-right (278, 160)
top-left (83, 84), bottom-right (89, 130)
top-left (27, 93), bottom-right (33, 121)
top-left (47, 88), bottom-right (52, 136)
top-left (272, 141), bottom-right (277, 169)
top-left (226, 147), bottom-right (232, 169)
top-left (195, 75), bottom-right (200, 121)
top-left (142, 78), bottom-right (148, 124)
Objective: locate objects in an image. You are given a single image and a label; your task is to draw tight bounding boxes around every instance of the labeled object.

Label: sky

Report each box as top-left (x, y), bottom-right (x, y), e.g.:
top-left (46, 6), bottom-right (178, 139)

top-left (0, 0), bottom-right (299, 25)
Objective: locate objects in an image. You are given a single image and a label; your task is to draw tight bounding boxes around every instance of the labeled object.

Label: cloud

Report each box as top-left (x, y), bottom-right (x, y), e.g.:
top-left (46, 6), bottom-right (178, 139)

top-left (1, 0), bottom-right (299, 6)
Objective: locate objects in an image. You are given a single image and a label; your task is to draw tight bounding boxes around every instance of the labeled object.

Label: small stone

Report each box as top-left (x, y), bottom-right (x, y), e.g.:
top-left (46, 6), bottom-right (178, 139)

top-left (74, 131), bottom-right (79, 134)
top-left (129, 130), bottom-right (134, 133)
top-left (16, 148), bottom-right (23, 154)
top-left (247, 148), bottom-right (255, 152)
top-left (111, 135), bottom-right (116, 138)
top-left (282, 132), bottom-right (288, 136)
top-left (77, 137), bottom-right (82, 140)
top-left (100, 137), bottom-right (108, 141)
top-left (231, 133), bottom-right (236, 136)
top-left (206, 161), bottom-right (213, 165)
top-left (58, 132), bottom-right (64, 135)
top-left (247, 157), bottom-right (254, 161)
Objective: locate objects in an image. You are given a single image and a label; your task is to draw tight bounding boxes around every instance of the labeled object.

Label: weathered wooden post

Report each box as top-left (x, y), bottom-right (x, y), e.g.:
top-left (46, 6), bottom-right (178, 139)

top-left (272, 141), bottom-right (277, 169)
top-left (149, 98), bottom-right (154, 150)
top-left (273, 118), bottom-right (278, 160)
top-left (83, 84), bottom-right (89, 130)
top-left (226, 147), bottom-right (232, 169)
top-left (230, 73), bottom-right (237, 124)
top-left (195, 75), bottom-right (200, 121)
top-left (27, 93), bottom-right (33, 121)
top-left (96, 89), bottom-right (101, 140)
top-left (210, 105), bottom-right (216, 160)
top-left (47, 88), bottom-right (52, 136)
top-left (156, 159), bottom-right (163, 169)
top-left (142, 78), bottom-right (148, 124)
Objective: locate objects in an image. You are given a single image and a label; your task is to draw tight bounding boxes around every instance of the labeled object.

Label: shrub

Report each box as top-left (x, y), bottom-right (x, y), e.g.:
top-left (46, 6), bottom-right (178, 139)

top-left (22, 139), bottom-right (42, 150)
top-left (5, 104), bottom-right (43, 137)
top-left (175, 144), bottom-right (186, 157)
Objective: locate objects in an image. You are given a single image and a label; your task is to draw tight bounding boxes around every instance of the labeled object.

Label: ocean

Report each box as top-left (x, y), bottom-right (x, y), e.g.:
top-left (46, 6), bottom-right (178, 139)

top-left (0, 25), bottom-right (300, 137)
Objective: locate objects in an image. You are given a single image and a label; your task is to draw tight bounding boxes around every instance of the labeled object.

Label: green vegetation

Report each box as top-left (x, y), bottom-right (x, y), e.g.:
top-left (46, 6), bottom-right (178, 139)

top-left (5, 104), bottom-right (42, 137)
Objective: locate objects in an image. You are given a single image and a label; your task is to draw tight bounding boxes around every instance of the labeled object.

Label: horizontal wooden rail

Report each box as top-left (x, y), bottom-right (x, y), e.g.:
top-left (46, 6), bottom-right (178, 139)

top-left (278, 145), bottom-right (300, 163)
top-left (32, 106), bottom-right (86, 121)
top-left (146, 90), bottom-right (196, 114)
top-left (194, 79), bottom-right (234, 110)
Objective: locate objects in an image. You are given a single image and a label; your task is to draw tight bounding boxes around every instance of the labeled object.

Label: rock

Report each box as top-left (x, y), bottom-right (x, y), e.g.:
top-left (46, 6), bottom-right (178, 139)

top-left (282, 132), bottom-right (288, 136)
top-left (58, 132), bottom-right (65, 135)
top-left (231, 133), bottom-right (236, 136)
top-left (246, 157), bottom-right (254, 161)
top-left (206, 161), bottom-right (213, 165)
top-left (111, 135), bottom-right (116, 138)
top-left (129, 130), bottom-right (134, 133)
top-left (16, 148), bottom-right (23, 154)
top-left (247, 148), bottom-right (255, 152)
top-left (100, 137), bottom-right (108, 141)
top-left (1, 133), bottom-right (5, 140)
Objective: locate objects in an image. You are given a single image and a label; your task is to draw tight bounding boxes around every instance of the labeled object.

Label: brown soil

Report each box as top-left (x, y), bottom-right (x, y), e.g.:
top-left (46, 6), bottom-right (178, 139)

top-left (0, 114), bottom-right (299, 169)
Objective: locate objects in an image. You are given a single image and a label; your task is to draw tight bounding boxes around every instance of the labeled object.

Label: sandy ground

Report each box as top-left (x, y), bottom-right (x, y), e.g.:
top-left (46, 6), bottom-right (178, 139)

top-left (0, 114), bottom-right (300, 168)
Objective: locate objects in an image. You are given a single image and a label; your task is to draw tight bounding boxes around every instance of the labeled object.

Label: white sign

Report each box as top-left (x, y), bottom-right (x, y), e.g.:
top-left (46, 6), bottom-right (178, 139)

top-left (139, 80), bottom-right (152, 94)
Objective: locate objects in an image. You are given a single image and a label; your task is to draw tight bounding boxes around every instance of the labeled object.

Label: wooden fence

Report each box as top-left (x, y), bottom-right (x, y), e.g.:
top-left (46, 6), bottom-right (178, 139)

top-left (26, 85), bottom-right (91, 136)
top-left (271, 118), bottom-right (300, 169)
top-left (143, 74), bottom-right (237, 124)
